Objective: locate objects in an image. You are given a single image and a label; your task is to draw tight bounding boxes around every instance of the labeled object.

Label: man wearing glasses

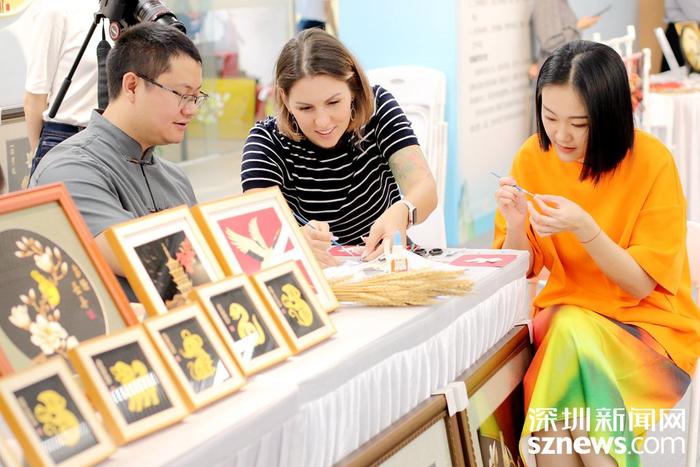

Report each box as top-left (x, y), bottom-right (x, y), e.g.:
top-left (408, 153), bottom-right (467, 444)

top-left (30, 22), bottom-right (206, 287)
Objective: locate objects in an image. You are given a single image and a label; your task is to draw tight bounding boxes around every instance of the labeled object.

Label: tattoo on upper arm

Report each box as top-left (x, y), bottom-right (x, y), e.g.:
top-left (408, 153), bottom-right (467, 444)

top-left (389, 147), bottom-right (431, 185)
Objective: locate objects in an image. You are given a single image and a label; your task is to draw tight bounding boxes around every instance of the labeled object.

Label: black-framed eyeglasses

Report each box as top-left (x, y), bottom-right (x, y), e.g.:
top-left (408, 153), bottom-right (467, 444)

top-left (136, 74), bottom-right (209, 109)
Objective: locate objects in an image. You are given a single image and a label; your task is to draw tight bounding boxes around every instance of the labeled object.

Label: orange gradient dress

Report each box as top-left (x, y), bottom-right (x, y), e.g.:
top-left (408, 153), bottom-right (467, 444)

top-left (494, 130), bottom-right (700, 466)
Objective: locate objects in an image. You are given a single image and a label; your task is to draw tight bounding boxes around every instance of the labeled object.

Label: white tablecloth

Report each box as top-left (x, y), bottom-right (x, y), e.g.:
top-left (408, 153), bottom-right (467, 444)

top-left (103, 249), bottom-right (530, 467)
top-left (646, 90), bottom-right (700, 222)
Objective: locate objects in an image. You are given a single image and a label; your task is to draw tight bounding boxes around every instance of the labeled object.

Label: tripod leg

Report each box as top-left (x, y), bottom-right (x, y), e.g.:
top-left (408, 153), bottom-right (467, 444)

top-left (48, 14), bottom-right (102, 118)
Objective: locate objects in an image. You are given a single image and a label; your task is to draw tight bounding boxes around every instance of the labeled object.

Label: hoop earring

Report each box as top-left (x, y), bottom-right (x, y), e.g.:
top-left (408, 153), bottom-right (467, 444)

top-left (290, 115), bottom-right (300, 135)
top-left (350, 103), bottom-right (356, 121)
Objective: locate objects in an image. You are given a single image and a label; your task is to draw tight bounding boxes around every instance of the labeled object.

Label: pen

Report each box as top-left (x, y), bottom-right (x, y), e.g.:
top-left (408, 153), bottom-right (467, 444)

top-left (293, 211), bottom-right (353, 254)
top-left (592, 4), bottom-right (611, 17)
top-left (490, 171), bottom-right (535, 197)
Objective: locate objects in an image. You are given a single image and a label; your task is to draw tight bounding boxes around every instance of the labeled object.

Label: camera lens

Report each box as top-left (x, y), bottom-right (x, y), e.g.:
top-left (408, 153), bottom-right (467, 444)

top-left (134, 0), bottom-right (186, 33)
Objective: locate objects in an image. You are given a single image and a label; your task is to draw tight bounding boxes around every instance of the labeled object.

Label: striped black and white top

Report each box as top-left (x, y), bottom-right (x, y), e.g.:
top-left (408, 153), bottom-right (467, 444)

top-left (241, 85), bottom-right (419, 245)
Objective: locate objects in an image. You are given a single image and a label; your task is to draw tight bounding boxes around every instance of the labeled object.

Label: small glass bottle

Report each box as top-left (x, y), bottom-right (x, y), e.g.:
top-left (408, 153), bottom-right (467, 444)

top-left (389, 230), bottom-right (407, 273)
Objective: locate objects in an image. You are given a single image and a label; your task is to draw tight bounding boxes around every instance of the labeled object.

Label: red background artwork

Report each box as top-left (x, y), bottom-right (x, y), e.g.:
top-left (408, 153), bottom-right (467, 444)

top-left (217, 208), bottom-right (316, 291)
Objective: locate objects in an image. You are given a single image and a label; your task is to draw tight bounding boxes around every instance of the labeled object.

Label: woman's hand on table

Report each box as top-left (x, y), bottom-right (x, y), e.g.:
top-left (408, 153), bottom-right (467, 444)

top-left (300, 220), bottom-right (340, 268)
top-left (361, 202), bottom-right (409, 261)
top-left (495, 176), bottom-right (528, 230)
top-left (527, 194), bottom-right (599, 241)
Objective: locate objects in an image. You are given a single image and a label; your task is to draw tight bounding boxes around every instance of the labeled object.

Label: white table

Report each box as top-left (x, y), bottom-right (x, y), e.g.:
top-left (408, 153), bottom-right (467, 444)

top-left (102, 249), bottom-right (530, 467)
top-left (646, 88), bottom-right (700, 222)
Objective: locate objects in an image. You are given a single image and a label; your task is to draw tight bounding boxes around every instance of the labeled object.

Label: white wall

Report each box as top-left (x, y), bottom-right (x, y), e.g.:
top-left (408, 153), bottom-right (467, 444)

top-left (456, 0), bottom-right (535, 243)
top-left (0, 0), bottom-right (42, 110)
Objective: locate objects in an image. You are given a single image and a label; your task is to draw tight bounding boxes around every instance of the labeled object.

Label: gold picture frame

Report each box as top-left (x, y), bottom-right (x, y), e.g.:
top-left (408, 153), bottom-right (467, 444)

top-left (339, 395), bottom-right (464, 466)
top-left (0, 183), bottom-right (137, 375)
top-left (143, 303), bottom-right (246, 411)
top-left (68, 326), bottom-right (188, 445)
top-left (104, 206), bottom-right (225, 316)
top-left (0, 357), bottom-right (114, 467)
top-left (251, 261), bottom-right (335, 353)
top-left (456, 326), bottom-right (532, 467)
top-left (191, 187), bottom-right (339, 313)
top-left (0, 433), bottom-right (20, 467)
top-left (191, 275), bottom-right (291, 375)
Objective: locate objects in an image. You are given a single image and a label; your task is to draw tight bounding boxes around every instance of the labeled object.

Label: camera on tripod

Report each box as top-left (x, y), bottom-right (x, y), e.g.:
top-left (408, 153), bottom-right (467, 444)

top-left (48, 0), bottom-right (187, 118)
top-left (98, 0), bottom-right (186, 40)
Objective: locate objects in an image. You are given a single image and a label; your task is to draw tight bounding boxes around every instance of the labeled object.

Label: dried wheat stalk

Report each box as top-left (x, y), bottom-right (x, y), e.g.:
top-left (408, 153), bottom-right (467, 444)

top-left (330, 269), bottom-right (473, 307)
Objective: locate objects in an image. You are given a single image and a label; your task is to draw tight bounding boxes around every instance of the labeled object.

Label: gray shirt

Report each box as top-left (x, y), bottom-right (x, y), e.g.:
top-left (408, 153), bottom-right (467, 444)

top-left (29, 111), bottom-right (197, 236)
top-left (665, 0), bottom-right (700, 23)
top-left (533, 0), bottom-right (580, 65)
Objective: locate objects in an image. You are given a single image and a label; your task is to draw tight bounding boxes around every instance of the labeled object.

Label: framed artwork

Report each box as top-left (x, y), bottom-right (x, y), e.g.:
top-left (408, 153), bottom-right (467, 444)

top-left (191, 187), bottom-right (339, 313)
top-left (251, 261), bottom-right (335, 353)
top-left (143, 303), bottom-right (246, 411)
top-left (0, 106), bottom-right (31, 196)
top-left (67, 326), bottom-right (188, 445)
top-left (339, 395), bottom-right (463, 466)
top-left (0, 183), bottom-right (137, 375)
top-left (456, 326), bottom-right (532, 467)
top-left (0, 357), bottom-right (114, 467)
top-left (5, 136), bottom-right (31, 192)
top-left (191, 275), bottom-right (291, 375)
top-left (104, 206), bottom-right (225, 316)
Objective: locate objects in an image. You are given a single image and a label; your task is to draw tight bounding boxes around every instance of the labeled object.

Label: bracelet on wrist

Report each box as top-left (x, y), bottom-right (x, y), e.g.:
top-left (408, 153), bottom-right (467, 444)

top-left (580, 226), bottom-right (602, 244)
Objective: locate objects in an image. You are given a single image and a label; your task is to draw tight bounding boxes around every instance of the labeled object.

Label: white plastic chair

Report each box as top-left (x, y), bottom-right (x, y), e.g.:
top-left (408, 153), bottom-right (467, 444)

top-left (654, 26), bottom-right (682, 71)
top-left (644, 92), bottom-right (675, 150)
top-left (366, 66), bottom-right (446, 127)
top-left (592, 25), bottom-right (651, 130)
top-left (404, 116), bottom-right (448, 249)
top-left (366, 66), bottom-right (448, 248)
top-left (401, 104), bottom-right (433, 166)
top-left (592, 25), bottom-right (637, 58)
top-left (686, 221), bottom-right (700, 467)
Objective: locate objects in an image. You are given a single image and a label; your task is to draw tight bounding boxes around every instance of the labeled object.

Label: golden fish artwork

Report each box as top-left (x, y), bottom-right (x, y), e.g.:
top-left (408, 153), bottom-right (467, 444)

top-left (280, 283), bottom-right (313, 327)
top-left (178, 329), bottom-right (215, 381)
top-left (33, 389), bottom-right (81, 447)
top-left (109, 359), bottom-right (161, 413)
top-left (228, 303), bottom-right (266, 346)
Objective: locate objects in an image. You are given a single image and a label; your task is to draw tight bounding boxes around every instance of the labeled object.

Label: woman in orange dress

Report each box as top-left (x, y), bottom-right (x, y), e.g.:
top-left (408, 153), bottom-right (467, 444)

top-left (494, 40), bottom-right (700, 466)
